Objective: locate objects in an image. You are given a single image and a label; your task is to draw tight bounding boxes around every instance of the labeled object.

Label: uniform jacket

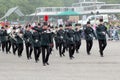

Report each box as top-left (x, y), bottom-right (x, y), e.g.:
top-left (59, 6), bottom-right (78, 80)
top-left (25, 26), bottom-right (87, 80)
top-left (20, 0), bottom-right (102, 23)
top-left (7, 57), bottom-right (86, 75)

top-left (96, 24), bottom-right (110, 40)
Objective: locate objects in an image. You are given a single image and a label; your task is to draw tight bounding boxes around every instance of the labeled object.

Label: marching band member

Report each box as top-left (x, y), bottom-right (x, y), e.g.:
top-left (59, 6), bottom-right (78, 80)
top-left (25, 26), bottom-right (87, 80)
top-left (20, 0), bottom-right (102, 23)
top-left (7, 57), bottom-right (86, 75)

top-left (96, 19), bottom-right (110, 57)
top-left (57, 24), bottom-right (65, 57)
top-left (32, 26), bottom-right (41, 63)
top-left (84, 21), bottom-right (97, 55)
top-left (15, 28), bottom-right (24, 57)
top-left (74, 23), bottom-right (82, 53)
top-left (65, 23), bottom-right (76, 59)
top-left (6, 25), bottom-right (12, 54)
top-left (41, 22), bottom-right (52, 66)
top-left (9, 26), bottom-right (18, 55)
top-left (0, 27), bottom-right (8, 53)
top-left (23, 25), bottom-right (33, 60)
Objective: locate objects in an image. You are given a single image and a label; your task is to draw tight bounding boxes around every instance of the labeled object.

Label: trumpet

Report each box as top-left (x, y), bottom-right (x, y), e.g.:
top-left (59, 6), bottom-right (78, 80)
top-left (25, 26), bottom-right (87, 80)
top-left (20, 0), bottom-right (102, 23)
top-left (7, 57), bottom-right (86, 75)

top-left (16, 29), bottom-right (24, 40)
top-left (9, 31), bottom-right (17, 41)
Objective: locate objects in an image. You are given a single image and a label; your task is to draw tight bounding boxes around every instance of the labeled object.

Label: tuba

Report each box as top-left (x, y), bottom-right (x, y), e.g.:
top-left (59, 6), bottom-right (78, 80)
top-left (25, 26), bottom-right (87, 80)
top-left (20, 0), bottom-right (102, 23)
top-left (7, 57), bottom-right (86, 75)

top-left (9, 30), bottom-right (17, 41)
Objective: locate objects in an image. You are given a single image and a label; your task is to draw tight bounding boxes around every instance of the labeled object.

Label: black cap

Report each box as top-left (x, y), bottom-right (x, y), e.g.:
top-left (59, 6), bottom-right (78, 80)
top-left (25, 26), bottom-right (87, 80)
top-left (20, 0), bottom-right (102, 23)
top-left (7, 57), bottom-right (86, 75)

top-left (1, 27), bottom-right (4, 29)
top-left (18, 26), bottom-right (21, 29)
top-left (75, 23), bottom-right (81, 26)
top-left (43, 22), bottom-right (48, 26)
top-left (75, 24), bottom-right (78, 26)
top-left (65, 24), bottom-right (69, 27)
top-left (38, 23), bottom-right (41, 26)
top-left (99, 19), bottom-right (103, 22)
top-left (59, 24), bottom-right (63, 27)
top-left (13, 27), bottom-right (16, 30)
top-left (68, 23), bottom-right (72, 26)
top-left (48, 25), bottom-right (51, 28)
top-left (50, 26), bottom-right (54, 28)
top-left (28, 24), bottom-right (31, 27)
top-left (25, 25), bottom-right (29, 29)
top-left (5, 25), bottom-right (8, 28)
top-left (87, 21), bottom-right (90, 24)
top-left (55, 26), bottom-right (58, 28)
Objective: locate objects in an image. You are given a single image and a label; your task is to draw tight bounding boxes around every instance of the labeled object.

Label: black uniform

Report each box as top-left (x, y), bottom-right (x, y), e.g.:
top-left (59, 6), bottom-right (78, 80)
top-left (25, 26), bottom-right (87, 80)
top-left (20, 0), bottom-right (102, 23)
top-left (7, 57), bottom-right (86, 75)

top-left (64, 28), bottom-right (69, 51)
top-left (15, 31), bottom-right (24, 57)
top-left (74, 28), bottom-right (82, 53)
top-left (6, 30), bottom-right (11, 54)
top-left (0, 29), bottom-right (8, 53)
top-left (96, 24), bottom-right (110, 57)
top-left (41, 29), bottom-right (52, 66)
top-left (57, 29), bottom-right (65, 57)
top-left (10, 31), bottom-right (17, 55)
top-left (23, 30), bottom-right (33, 60)
top-left (32, 31), bottom-right (41, 62)
top-left (65, 28), bottom-right (76, 59)
top-left (84, 25), bottom-right (97, 55)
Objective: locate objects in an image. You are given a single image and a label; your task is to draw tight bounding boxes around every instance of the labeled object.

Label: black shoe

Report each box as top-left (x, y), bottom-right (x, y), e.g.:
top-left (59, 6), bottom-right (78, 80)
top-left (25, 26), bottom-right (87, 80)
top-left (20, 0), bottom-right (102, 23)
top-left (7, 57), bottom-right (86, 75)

top-left (29, 57), bottom-right (32, 59)
top-left (87, 52), bottom-right (91, 55)
top-left (70, 56), bottom-right (74, 60)
top-left (76, 51), bottom-right (79, 53)
top-left (27, 57), bottom-right (30, 60)
top-left (43, 63), bottom-right (46, 66)
top-left (99, 51), bottom-right (103, 57)
top-left (18, 55), bottom-right (22, 57)
top-left (37, 59), bottom-right (39, 61)
top-left (70, 57), bottom-right (73, 60)
top-left (46, 62), bottom-right (49, 65)
top-left (6, 52), bottom-right (8, 54)
top-left (72, 56), bottom-right (75, 58)
top-left (35, 60), bottom-right (39, 63)
top-left (62, 54), bottom-right (65, 56)
top-left (100, 55), bottom-right (104, 57)
top-left (9, 51), bottom-right (11, 53)
top-left (60, 54), bottom-right (62, 57)
top-left (13, 53), bottom-right (16, 55)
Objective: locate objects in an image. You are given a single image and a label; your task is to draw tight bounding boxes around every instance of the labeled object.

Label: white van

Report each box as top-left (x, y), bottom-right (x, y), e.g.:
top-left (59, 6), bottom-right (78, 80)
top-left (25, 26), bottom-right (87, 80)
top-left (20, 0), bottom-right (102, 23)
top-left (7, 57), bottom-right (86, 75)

top-left (78, 14), bottom-right (109, 25)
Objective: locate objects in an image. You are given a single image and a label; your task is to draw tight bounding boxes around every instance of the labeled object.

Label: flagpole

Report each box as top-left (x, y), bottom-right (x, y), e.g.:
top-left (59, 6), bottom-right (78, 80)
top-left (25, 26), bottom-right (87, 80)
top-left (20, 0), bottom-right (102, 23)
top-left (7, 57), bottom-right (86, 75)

top-left (30, 8), bottom-right (38, 25)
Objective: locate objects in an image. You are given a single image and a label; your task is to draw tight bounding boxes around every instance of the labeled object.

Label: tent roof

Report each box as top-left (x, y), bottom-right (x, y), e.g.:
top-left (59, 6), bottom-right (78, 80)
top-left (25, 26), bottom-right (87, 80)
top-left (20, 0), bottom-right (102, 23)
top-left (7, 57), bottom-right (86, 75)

top-left (29, 12), bottom-right (58, 16)
top-left (58, 10), bottom-right (79, 16)
top-left (0, 7), bottom-right (24, 20)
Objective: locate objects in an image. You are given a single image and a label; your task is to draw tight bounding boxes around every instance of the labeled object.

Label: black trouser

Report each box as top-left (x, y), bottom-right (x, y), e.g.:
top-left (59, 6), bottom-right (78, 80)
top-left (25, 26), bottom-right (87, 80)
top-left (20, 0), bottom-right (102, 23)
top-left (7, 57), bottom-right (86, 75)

top-left (55, 41), bottom-right (59, 50)
top-left (98, 39), bottom-right (107, 56)
top-left (41, 46), bottom-right (50, 64)
top-left (55, 38), bottom-right (59, 50)
top-left (25, 43), bottom-right (33, 59)
top-left (58, 42), bottom-right (64, 57)
top-left (0, 41), bottom-right (1, 50)
top-left (68, 44), bottom-right (75, 59)
top-left (65, 42), bottom-right (69, 51)
top-left (17, 43), bottom-right (23, 57)
top-left (34, 47), bottom-right (41, 62)
top-left (49, 43), bottom-right (53, 54)
top-left (62, 42), bottom-right (66, 55)
top-left (6, 40), bottom-right (11, 53)
top-left (86, 40), bottom-right (93, 54)
top-left (75, 41), bottom-right (81, 52)
top-left (12, 42), bottom-right (17, 55)
top-left (1, 41), bottom-right (7, 53)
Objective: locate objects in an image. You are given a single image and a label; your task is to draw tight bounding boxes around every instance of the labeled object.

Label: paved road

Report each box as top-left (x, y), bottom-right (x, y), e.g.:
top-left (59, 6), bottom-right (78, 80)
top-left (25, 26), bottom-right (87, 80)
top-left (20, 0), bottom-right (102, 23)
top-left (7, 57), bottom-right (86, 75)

top-left (0, 40), bottom-right (120, 80)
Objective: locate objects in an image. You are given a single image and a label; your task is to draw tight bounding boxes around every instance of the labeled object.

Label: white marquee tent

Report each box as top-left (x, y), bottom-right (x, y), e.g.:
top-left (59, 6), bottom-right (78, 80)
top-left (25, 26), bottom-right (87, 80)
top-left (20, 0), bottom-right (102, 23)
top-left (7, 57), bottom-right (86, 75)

top-left (0, 6), bottom-right (24, 20)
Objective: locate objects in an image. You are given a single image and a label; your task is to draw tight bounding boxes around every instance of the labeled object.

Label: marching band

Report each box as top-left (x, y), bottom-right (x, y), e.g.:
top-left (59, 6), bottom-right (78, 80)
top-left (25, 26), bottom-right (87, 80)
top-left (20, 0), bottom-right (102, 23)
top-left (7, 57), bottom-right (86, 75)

top-left (0, 19), bottom-right (110, 66)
